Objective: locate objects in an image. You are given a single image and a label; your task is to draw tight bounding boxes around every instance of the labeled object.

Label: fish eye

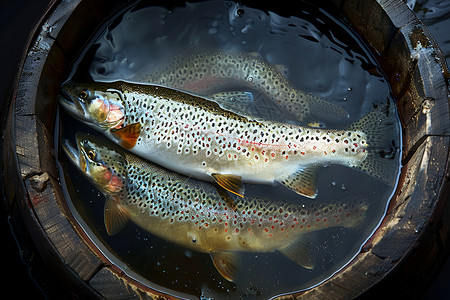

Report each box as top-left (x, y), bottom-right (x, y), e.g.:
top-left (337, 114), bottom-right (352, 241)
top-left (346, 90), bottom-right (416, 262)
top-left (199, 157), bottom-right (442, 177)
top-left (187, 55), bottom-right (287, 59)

top-left (87, 149), bottom-right (97, 161)
top-left (79, 90), bottom-right (90, 100)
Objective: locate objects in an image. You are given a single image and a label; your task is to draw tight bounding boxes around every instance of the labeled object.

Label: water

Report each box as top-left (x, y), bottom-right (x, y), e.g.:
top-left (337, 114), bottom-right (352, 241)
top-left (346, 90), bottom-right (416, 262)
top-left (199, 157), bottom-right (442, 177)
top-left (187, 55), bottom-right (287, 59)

top-left (57, 1), bottom-right (402, 299)
top-left (406, 0), bottom-right (450, 67)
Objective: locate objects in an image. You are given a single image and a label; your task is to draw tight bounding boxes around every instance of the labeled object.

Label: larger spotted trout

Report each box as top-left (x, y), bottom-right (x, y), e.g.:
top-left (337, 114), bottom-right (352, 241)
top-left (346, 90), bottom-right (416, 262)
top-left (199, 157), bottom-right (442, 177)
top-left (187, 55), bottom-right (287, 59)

top-left (59, 80), bottom-right (397, 198)
top-left (62, 132), bottom-right (368, 281)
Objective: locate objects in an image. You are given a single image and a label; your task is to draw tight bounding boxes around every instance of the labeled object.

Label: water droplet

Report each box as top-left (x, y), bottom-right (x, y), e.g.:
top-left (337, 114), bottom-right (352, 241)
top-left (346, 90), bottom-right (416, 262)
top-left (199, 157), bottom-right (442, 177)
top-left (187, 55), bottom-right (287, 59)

top-left (347, 87), bottom-right (352, 91)
top-left (185, 250), bottom-right (192, 258)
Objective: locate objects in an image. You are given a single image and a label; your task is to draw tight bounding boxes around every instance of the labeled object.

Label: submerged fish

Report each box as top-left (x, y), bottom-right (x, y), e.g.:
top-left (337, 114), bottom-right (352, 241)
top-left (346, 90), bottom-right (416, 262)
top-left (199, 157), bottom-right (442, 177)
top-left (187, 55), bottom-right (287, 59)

top-left (139, 51), bottom-right (349, 124)
top-left (62, 132), bottom-right (368, 281)
top-left (59, 80), bottom-right (397, 198)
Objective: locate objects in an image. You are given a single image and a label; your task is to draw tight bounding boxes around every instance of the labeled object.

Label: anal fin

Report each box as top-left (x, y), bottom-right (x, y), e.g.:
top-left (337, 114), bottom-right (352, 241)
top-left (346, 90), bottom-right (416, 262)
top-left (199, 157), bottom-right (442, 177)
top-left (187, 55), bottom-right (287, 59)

top-left (111, 122), bottom-right (141, 149)
top-left (277, 166), bottom-right (319, 199)
top-left (279, 234), bottom-right (316, 269)
top-left (210, 252), bottom-right (239, 282)
top-left (104, 195), bottom-right (130, 236)
top-left (211, 173), bottom-right (245, 198)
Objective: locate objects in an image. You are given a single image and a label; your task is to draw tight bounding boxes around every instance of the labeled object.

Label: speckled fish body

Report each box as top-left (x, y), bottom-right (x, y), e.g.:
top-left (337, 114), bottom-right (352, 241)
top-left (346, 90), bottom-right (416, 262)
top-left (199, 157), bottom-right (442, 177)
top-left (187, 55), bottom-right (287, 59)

top-left (59, 80), bottom-right (395, 198)
top-left (140, 51), bottom-right (349, 124)
top-left (62, 133), bottom-right (368, 281)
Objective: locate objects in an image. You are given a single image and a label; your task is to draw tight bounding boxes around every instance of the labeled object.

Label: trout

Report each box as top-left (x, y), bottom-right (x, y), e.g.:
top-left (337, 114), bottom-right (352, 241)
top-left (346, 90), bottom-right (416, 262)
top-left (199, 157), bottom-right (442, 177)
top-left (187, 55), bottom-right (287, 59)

top-left (62, 132), bottom-right (368, 281)
top-left (139, 51), bottom-right (349, 124)
top-left (59, 80), bottom-right (397, 198)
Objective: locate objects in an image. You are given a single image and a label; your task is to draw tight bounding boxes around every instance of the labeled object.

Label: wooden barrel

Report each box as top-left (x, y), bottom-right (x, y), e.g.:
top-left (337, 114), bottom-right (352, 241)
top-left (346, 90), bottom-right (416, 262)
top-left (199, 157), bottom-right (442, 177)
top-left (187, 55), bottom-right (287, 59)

top-left (2, 0), bottom-right (449, 299)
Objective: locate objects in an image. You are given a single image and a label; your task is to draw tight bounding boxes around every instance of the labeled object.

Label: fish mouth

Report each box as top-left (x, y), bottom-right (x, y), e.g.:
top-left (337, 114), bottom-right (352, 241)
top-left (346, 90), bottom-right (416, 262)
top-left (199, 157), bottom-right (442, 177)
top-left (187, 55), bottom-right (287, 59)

top-left (58, 81), bottom-right (89, 121)
top-left (61, 138), bottom-right (81, 168)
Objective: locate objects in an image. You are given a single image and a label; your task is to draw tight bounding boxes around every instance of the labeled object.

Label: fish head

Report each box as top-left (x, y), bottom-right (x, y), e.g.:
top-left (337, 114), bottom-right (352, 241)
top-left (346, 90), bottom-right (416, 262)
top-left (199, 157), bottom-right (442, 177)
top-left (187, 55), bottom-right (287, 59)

top-left (62, 132), bottom-right (127, 195)
top-left (59, 81), bottom-right (125, 131)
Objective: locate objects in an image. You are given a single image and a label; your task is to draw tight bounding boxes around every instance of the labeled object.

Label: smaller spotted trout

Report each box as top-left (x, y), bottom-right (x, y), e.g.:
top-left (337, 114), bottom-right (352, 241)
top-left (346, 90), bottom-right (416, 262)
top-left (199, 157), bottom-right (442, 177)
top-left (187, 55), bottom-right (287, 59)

top-left (59, 80), bottom-right (397, 199)
top-left (62, 132), bottom-right (368, 281)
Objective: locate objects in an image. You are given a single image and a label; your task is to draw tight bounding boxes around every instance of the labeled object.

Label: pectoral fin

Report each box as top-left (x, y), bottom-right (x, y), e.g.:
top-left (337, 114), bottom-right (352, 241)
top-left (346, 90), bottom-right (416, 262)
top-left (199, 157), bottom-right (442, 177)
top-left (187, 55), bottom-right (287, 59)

top-left (211, 173), bottom-right (244, 198)
top-left (279, 234), bottom-right (315, 269)
top-left (104, 195), bottom-right (130, 236)
top-left (278, 166), bottom-right (319, 199)
top-left (210, 252), bottom-right (239, 282)
top-left (111, 123), bottom-right (141, 149)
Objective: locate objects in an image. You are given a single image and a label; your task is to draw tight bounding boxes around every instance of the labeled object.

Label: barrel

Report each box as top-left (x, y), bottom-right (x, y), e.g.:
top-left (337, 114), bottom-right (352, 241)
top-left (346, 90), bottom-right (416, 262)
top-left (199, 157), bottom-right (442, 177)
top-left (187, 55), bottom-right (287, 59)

top-left (2, 0), bottom-right (449, 299)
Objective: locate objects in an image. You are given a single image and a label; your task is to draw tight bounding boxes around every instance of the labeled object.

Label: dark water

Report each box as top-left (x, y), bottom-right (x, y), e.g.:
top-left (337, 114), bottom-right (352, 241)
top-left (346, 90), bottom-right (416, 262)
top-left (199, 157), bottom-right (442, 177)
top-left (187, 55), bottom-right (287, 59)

top-left (58, 1), bottom-right (402, 299)
top-left (59, 1), bottom-right (400, 299)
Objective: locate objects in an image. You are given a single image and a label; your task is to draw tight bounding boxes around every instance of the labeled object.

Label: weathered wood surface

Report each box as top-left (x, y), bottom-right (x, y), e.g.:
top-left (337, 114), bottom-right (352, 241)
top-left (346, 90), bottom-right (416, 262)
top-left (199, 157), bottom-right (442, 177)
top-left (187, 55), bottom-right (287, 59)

top-left (89, 268), bottom-right (178, 300)
top-left (287, 136), bottom-right (449, 299)
top-left (2, 0), bottom-right (449, 299)
top-left (2, 0), bottom-right (158, 298)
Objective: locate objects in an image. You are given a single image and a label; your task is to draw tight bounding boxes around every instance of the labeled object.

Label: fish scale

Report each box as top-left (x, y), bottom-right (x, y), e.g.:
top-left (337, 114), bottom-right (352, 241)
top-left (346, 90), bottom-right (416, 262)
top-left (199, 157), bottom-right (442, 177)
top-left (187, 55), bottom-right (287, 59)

top-left (62, 133), bottom-right (368, 281)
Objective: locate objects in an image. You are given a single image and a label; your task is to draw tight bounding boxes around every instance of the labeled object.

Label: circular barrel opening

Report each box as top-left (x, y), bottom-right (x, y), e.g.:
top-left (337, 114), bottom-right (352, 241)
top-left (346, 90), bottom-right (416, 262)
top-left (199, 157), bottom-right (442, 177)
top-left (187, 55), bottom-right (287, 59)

top-left (2, 0), bottom-right (449, 299)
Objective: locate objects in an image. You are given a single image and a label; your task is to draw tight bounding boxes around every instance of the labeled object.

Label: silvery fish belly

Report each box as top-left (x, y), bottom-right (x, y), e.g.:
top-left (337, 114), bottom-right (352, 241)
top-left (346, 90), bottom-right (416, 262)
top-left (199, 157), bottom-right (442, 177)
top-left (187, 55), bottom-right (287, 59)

top-left (140, 51), bottom-right (349, 124)
top-left (59, 80), bottom-right (397, 198)
top-left (62, 132), bottom-right (368, 282)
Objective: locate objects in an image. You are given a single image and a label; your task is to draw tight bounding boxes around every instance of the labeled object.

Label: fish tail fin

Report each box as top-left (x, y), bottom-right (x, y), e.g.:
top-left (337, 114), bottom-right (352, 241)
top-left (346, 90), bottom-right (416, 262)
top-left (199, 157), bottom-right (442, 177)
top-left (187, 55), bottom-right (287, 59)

top-left (347, 105), bottom-right (399, 186)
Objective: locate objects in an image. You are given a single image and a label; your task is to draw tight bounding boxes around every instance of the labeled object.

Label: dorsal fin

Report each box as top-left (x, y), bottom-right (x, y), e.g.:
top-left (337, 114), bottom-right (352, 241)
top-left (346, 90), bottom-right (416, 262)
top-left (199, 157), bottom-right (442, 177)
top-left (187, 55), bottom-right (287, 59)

top-left (111, 123), bottom-right (141, 149)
